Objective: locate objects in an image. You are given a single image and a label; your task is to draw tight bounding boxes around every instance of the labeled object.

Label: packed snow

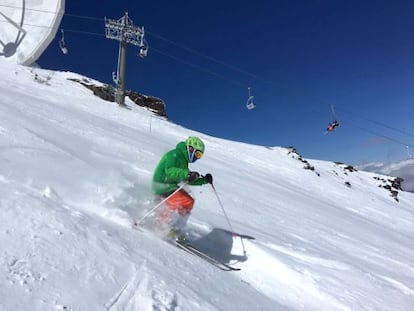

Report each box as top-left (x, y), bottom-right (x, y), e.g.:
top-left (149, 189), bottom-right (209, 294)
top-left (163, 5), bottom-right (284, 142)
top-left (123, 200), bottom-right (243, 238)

top-left (1, 60), bottom-right (413, 311)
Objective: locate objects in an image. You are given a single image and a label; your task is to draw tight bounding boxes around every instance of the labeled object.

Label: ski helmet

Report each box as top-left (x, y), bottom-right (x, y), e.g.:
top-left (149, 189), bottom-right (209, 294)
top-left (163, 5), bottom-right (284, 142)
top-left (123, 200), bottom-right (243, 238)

top-left (186, 136), bottom-right (205, 152)
top-left (186, 136), bottom-right (205, 162)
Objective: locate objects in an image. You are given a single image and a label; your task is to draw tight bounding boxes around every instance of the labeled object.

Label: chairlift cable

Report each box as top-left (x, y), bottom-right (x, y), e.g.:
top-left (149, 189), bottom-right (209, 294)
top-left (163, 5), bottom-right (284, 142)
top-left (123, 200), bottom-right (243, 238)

top-left (64, 13), bottom-right (104, 22)
top-left (150, 47), bottom-right (247, 87)
top-left (1, 18), bottom-right (250, 87)
top-left (0, 4), bottom-right (266, 85)
top-left (345, 120), bottom-right (414, 148)
top-left (0, 5), bottom-right (104, 23)
top-left (338, 108), bottom-right (414, 139)
top-left (146, 31), bottom-right (267, 83)
top-left (2, 7), bottom-right (264, 104)
top-left (0, 3), bottom-right (53, 15)
top-left (61, 29), bottom-right (104, 37)
top-left (0, 8), bottom-right (261, 89)
top-left (0, 14), bottom-right (251, 87)
top-left (38, 9), bottom-right (268, 85)
top-left (0, 5), bottom-right (266, 84)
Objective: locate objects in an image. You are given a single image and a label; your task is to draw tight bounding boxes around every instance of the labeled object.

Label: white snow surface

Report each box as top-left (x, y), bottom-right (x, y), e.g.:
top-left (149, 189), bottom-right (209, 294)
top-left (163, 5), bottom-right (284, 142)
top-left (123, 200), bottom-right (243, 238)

top-left (1, 61), bottom-right (414, 311)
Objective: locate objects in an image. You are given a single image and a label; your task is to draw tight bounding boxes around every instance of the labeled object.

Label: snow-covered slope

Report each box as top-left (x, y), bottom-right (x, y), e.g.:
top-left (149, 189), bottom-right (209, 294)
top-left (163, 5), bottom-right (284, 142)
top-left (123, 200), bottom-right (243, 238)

top-left (1, 61), bottom-right (413, 311)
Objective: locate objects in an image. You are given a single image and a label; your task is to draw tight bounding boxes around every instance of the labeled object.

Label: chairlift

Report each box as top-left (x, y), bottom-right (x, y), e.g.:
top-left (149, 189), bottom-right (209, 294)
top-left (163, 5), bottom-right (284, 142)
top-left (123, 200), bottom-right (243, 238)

top-left (138, 40), bottom-right (148, 58)
top-left (246, 87), bottom-right (256, 110)
top-left (112, 71), bottom-right (118, 84)
top-left (326, 104), bottom-right (340, 133)
top-left (407, 145), bottom-right (413, 159)
top-left (59, 29), bottom-right (68, 54)
top-left (139, 46), bottom-right (148, 58)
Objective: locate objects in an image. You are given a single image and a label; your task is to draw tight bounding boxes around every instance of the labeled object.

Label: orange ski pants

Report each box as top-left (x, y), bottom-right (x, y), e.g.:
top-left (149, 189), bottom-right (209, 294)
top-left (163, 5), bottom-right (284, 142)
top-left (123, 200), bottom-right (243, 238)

top-left (159, 189), bottom-right (194, 223)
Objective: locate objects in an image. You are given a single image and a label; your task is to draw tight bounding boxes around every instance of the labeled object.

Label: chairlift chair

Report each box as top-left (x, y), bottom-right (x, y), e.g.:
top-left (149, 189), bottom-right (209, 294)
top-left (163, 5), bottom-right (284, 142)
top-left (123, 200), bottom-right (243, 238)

top-left (138, 40), bottom-right (149, 58)
top-left (59, 29), bottom-right (68, 54)
top-left (139, 46), bottom-right (148, 58)
top-left (246, 96), bottom-right (255, 110)
top-left (246, 87), bottom-right (256, 110)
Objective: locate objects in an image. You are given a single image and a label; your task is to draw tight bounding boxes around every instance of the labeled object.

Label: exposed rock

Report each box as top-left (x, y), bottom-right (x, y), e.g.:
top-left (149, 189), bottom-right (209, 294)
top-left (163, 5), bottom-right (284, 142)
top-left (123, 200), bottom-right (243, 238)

top-left (68, 78), bottom-right (167, 117)
top-left (286, 146), bottom-right (320, 176)
top-left (127, 91), bottom-right (166, 117)
top-left (334, 162), bottom-right (358, 173)
top-left (344, 165), bottom-right (357, 172)
top-left (391, 177), bottom-right (403, 191)
top-left (374, 176), bottom-right (402, 202)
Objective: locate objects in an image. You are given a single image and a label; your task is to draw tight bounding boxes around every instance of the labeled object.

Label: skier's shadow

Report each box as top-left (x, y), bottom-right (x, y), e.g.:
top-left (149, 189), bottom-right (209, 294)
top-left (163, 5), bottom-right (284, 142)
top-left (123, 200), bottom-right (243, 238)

top-left (188, 227), bottom-right (252, 264)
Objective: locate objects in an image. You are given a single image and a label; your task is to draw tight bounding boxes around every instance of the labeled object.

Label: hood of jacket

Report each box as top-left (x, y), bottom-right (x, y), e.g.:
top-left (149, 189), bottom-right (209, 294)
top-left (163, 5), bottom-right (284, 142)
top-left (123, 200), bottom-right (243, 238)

top-left (176, 141), bottom-right (189, 162)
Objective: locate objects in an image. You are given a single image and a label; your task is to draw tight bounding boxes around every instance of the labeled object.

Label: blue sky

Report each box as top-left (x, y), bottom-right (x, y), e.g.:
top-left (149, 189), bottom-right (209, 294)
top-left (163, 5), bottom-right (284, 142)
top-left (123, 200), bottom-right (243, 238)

top-left (38, 0), bottom-right (414, 165)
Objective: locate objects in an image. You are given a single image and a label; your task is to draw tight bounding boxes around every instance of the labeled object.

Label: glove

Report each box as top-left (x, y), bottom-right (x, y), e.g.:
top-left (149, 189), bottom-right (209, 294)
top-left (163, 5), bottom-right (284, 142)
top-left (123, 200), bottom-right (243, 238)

top-left (204, 173), bottom-right (213, 184)
top-left (188, 171), bottom-right (200, 182)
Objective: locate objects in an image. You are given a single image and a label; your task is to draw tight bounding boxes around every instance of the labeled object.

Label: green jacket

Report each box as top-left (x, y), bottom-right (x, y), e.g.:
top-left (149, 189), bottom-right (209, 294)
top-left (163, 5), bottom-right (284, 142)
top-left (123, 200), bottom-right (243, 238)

top-left (151, 141), bottom-right (208, 195)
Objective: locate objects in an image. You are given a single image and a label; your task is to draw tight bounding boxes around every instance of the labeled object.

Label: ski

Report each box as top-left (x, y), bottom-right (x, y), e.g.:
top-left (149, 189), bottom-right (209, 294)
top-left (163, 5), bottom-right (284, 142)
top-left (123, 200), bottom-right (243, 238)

top-left (174, 240), bottom-right (241, 271)
top-left (132, 221), bottom-right (241, 271)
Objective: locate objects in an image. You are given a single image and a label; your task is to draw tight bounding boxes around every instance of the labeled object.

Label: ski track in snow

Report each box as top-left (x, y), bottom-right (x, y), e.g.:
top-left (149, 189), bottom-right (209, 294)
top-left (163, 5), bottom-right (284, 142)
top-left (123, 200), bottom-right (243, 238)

top-left (105, 264), bottom-right (179, 311)
top-left (378, 276), bottom-right (414, 297)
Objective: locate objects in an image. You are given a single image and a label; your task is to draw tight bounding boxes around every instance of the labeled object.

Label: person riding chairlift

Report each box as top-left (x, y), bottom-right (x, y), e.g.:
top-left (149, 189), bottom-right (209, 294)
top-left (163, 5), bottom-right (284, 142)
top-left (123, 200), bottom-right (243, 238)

top-left (327, 120), bottom-right (340, 132)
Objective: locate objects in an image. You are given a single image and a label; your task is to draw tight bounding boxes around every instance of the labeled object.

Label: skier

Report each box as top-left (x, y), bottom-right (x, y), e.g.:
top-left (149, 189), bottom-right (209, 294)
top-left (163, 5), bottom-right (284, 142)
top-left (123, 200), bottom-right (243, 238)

top-left (151, 136), bottom-right (213, 238)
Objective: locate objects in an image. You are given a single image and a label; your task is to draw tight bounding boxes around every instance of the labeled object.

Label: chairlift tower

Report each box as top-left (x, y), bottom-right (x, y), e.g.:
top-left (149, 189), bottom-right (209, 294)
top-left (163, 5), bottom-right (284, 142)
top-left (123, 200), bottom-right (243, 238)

top-left (105, 12), bottom-right (147, 107)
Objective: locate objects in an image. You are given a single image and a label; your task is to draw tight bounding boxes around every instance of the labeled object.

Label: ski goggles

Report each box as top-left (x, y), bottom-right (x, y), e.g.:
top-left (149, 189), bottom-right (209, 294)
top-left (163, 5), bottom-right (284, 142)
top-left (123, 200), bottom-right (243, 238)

top-left (188, 146), bottom-right (203, 162)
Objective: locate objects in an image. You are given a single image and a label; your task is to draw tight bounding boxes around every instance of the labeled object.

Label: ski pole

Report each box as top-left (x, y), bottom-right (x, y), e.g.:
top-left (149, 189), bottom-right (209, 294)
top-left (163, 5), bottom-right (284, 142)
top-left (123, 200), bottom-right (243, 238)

top-left (137, 182), bottom-right (187, 225)
top-left (210, 183), bottom-right (247, 256)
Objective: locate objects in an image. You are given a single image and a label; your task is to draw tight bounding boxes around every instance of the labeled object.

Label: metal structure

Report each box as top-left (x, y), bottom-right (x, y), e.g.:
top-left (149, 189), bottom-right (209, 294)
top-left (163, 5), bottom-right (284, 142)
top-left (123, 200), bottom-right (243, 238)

top-left (105, 12), bottom-right (148, 107)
